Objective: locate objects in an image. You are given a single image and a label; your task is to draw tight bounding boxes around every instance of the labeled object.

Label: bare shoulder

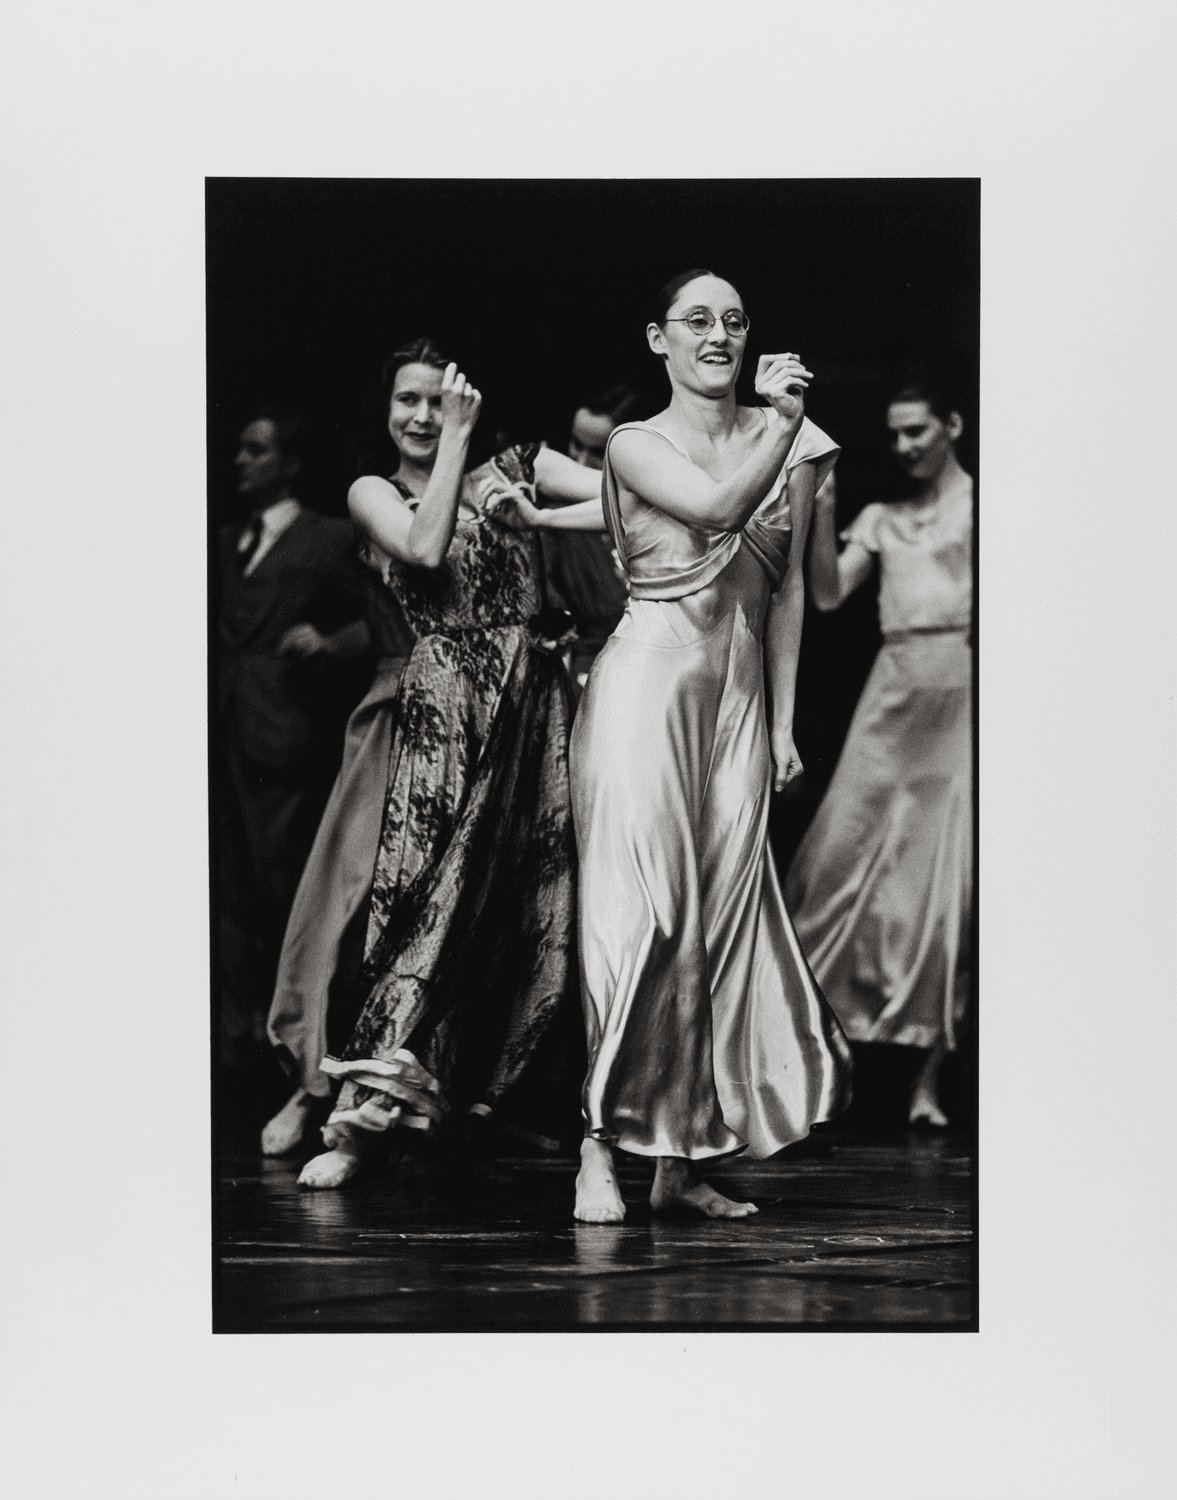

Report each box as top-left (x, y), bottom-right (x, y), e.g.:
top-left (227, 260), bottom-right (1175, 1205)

top-left (607, 421), bottom-right (681, 471)
top-left (609, 419), bottom-right (669, 448)
top-left (348, 473), bottom-right (403, 514)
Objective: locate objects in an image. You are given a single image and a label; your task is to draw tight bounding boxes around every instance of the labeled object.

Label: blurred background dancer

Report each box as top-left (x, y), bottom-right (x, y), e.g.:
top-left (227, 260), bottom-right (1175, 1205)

top-left (216, 405), bottom-right (371, 1075)
top-left (786, 377), bottom-right (973, 1127)
top-left (542, 386), bottom-right (643, 701)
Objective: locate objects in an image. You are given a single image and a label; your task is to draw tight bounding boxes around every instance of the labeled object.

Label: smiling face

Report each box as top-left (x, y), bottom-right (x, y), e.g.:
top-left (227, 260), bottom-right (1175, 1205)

top-left (648, 274), bottom-right (747, 398)
top-left (387, 362), bottom-right (446, 466)
top-left (886, 399), bottom-right (963, 483)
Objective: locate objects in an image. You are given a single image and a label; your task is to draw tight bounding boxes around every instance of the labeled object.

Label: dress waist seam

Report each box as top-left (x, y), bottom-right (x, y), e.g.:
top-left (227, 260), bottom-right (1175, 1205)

top-left (882, 624), bottom-right (970, 641)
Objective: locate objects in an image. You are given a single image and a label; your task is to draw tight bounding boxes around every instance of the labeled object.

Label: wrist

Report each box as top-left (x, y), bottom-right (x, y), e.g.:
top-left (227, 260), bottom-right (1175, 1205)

top-left (439, 422), bottom-right (474, 449)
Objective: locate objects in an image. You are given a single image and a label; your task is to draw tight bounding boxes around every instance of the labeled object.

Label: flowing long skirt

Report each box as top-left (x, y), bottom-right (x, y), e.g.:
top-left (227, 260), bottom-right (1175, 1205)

top-left (785, 631), bottom-right (972, 1050)
top-left (266, 655), bottom-right (408, 1096)
top-left (325, 625), bottom-right (579, 1141)
top-left (570, 554), bottom-right (852, 1161)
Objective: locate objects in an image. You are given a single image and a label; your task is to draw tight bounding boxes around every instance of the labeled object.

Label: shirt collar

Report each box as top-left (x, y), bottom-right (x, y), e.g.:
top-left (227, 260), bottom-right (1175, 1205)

top-left (258, 496), bottom-right (303, 532)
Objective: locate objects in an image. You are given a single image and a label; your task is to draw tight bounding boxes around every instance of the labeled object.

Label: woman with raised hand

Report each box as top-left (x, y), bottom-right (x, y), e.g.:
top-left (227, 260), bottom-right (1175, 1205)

top-left (485, 271), bottom-right (852, 1222)
top-left (292, 338), bottom-right (599, 1189)
top-left (786, 380), bottom-right (973, 1129)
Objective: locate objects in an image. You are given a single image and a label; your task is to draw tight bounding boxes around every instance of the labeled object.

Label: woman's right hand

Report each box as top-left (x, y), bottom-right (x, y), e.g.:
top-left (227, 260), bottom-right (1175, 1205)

top-left (480, 475), bottom-right (544, 530)
top-left (755, 353), bottom-right (811, 423)
top-left (439, 363), bottom-right (482, 435)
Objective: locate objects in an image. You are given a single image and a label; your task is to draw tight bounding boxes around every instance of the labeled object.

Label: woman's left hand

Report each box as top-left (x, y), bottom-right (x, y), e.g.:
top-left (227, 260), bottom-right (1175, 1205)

top-left (277, 622), bottom-right (331, 658)
top-left (770, 723), bottom-right (804, 791)
top-left (480, 475), bottom-right (544, 530)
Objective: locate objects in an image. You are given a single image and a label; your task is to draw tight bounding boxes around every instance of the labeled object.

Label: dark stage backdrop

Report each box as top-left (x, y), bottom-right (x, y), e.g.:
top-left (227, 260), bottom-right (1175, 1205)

top-left (206, 176), bottom-right (979, 856)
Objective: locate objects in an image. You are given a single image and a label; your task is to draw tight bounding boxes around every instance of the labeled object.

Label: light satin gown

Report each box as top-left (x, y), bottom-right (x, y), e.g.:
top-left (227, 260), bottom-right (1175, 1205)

top-left (570, 411), bottom-right (853, 1161)
top-left (785, 479), bottom-right (973, 1051)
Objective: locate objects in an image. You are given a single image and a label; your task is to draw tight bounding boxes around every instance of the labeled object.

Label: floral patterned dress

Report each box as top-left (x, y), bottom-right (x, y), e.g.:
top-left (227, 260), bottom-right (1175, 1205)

top-left (320, 446), bottom-right (579, 1147)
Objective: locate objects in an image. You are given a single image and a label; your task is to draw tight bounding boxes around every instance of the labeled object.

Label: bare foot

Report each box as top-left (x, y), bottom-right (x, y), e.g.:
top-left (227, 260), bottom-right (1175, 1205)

top-left (261, 1088), bottom-right (320, 1156)
top-left (908, 1093), bottom-right (950, 1129)
top-left (909, 1041), bottom-right (949, 1128)
top-left (573, 1137), bottom-right (626, 1223)
top-left (650, 1157), bottom-right (758, 1218)
top-left (298, 1134), bottom-right (364, 1189)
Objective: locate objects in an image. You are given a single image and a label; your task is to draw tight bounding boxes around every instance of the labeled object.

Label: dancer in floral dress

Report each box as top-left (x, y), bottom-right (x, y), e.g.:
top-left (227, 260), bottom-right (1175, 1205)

top-left (299, 340), bottom-right (599, 1188)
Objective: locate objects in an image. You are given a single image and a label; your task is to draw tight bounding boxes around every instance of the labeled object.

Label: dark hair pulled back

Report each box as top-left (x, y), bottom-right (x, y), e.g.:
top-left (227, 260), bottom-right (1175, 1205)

top-left (355, 336), bottom-right (451, 477)
top-left (581, 384), bottom-right (644, 424)
top-left (652, 267), bottom-right (743, 326)
top-left (888, 367), bottom-right (962, 425)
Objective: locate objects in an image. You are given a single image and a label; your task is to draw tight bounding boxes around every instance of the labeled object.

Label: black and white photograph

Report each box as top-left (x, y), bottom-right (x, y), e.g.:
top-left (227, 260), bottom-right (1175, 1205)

top-left (208, 177), bottom-right (979, 1333)
top-left (2, 3), bottom-right (1173, 1497)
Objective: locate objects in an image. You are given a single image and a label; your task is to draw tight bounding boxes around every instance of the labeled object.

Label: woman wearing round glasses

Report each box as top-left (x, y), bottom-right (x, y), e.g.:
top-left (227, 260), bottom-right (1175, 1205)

top-left (484, 270), bottom-right (852, 1221)
top-left (292, 338), bottom-right (600, 1190)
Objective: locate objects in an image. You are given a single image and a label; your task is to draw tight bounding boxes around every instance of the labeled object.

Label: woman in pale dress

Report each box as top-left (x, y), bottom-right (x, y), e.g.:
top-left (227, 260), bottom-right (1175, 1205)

top-left (785, 382), bottom-right (973, 1128)
top-left (484, 270), bottom-right (852, 1221)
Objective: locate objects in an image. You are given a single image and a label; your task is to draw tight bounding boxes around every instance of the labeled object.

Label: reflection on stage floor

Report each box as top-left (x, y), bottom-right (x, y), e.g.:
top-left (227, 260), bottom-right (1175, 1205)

top-left (214, 1115), bottom-right (975, 1332)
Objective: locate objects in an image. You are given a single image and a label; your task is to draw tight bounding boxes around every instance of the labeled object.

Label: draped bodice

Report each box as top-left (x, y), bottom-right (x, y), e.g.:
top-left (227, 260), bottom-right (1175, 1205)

top-left (601, 412), bottom-right (840, 601)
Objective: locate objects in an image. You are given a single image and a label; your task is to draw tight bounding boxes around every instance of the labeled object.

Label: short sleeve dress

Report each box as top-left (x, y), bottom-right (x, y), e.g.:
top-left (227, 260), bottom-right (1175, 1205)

top-left (785, 480), bottom-right (973, 1050)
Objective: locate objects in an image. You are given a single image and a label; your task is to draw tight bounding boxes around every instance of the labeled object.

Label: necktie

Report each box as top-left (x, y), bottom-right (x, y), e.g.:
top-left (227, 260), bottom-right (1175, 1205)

top-left (238, 513), bottom-right (265, 573)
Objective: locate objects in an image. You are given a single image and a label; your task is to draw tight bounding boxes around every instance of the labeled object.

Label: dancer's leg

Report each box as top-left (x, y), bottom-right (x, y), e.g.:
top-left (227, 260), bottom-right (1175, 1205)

top-left (261, 1087), bottom-right (324, 1156)
top-left (298, 1122), bottom-right (369, 1189)
top-left (650, 1157), bottom-right (758, 1218)
top-left (908, 1040), bottom-right (949, 1127)
top-left (573, 1137), bottom-right (626, 1223)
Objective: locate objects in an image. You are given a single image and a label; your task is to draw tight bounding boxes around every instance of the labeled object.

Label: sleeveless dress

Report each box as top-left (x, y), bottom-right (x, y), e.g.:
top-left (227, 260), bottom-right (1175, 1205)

top-left (570, 412), bottom-right (853, 1161)
top-left (785, 480), bottom-right (973, 1050)
top-left (320, 446), bottom-right (580, 1146)
top-left (266, 571), bottom-right (415, 1099)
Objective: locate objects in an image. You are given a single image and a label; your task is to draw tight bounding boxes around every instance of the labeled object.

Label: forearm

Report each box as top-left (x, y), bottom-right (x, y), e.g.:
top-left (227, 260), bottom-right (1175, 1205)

top-left (536, 498), bottom-right (608, 532)
top-left (765, 464), bottom-right (815, 727)
top-left (765, 563), bottom-right (806, 730)
top-left (808, 497), bottom-right (843, 610)
top-left (405, 427), bottom-right (472, 566)
top-left (533, 446), bottom-right (604, 504)
top-left (611, 409), bottom-right (803, 534)
top-left (707, 411), bottom-right (804, 530)
top-left (323, 619), bottom-right (371, 658)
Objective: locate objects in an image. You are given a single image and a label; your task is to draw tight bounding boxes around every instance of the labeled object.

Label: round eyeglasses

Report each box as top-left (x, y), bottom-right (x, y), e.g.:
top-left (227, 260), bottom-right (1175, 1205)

top-left (665, 309), bottom-right (750, 338)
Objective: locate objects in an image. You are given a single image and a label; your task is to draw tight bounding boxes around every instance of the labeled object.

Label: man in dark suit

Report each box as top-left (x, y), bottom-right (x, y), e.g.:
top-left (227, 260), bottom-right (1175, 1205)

top-left (217, 406), bottom-right (370, 1069)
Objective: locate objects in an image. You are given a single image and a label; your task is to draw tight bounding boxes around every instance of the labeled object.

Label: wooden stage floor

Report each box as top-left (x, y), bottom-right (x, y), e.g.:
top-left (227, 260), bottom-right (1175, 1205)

top-left (214, 1113), bottom-right (976, 1333)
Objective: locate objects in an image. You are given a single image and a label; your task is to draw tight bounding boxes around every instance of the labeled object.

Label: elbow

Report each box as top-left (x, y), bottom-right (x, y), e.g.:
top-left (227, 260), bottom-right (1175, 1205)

top-left (809, 576), bottom-right (842, 612)
top-left (403, 543), bottom-right (446, 571)
top-left (709, 503), bottom-right (750, 534)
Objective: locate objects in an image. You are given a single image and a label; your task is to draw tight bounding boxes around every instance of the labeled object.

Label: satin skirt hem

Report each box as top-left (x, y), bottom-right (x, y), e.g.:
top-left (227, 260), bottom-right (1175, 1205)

top-left (786, 633), bottom-right (971, 1053)
top-left (839, 1017), bottom-right (957, 1051)
top-left (265, 656), bottom-right (408, 1093)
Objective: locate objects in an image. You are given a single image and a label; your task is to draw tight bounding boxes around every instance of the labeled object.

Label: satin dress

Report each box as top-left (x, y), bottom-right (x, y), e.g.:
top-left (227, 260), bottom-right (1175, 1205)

top-left (571, 413), bottom-right (853, 1161)
top-left (785, 480), bottom-right (973, 1050)
top-left (266, 573), bottom-right (415, 1099)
